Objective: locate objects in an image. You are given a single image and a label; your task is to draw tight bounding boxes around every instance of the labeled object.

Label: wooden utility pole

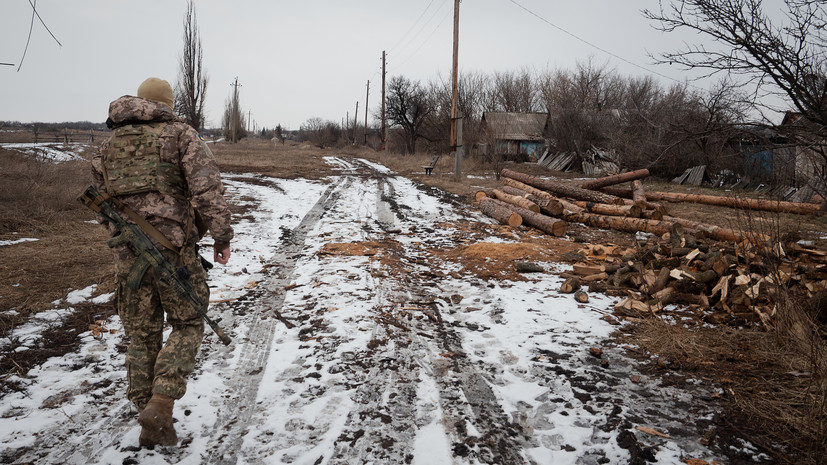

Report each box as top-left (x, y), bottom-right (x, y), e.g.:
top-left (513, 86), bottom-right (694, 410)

top-left (381, 51), bottom-right (387, 153)
top-left (230, 77), bottom-right (241, 143)
top-left (353, 101), bottom-right (359, 144)
top-left (364, 80), bottom-right (370, 145)
top-left (450, 0), bottom-right (462, 179)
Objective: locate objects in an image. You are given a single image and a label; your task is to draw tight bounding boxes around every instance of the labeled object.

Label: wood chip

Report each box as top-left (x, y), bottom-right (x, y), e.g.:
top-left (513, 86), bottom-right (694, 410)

top-left (635, 425), bottom-right (671, 438)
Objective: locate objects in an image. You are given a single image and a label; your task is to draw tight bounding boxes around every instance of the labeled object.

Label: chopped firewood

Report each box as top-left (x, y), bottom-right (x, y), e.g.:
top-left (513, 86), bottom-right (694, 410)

top-left (574, 290), bottom-right (589, 303)
top-left (515, 262), bottom-right (544, 273)
top-left (631, 179), bottom-right (647, 208)
top-left (635, 426), bottom-right (671, 439)
top-left (573, 264), bottom-right (604, 275)
top-left (582, 272), bottom-right (610, 282)
top-left (560, 276), bottom-right (581, 293)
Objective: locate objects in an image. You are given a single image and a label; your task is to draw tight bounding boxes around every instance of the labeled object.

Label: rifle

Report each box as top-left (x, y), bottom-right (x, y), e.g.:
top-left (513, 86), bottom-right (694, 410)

top-left (78, 185), bottom-right (232, 345)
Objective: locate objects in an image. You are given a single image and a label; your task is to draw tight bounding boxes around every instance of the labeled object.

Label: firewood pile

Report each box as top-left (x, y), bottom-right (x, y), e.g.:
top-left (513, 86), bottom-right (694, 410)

top-left (476, 168), bottom-right (827, 330)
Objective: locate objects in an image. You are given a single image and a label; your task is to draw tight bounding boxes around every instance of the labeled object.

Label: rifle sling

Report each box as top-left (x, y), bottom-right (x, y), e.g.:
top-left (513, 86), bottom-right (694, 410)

top-left (98, 192), bottom-right (180, 254)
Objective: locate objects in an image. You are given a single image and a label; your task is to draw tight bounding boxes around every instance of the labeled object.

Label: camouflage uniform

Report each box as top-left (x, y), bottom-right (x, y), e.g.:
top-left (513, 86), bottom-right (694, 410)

top-left (92, 95), bottom-right (233, 411)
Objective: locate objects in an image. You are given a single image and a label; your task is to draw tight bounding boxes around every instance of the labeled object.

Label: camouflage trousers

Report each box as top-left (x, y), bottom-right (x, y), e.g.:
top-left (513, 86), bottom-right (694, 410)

top-left (114, 245), bottom-right (207, 411)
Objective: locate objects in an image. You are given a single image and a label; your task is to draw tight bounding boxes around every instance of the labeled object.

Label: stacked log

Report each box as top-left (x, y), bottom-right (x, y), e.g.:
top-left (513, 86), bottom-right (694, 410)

top-left (477, 193), bottom-right (567, 236)
top-left (501, 169), bottom-right (625, 205)
top-left (479, 198), bottom-right (522, 227)
top-left (600, 187), bottom-right (825, 216)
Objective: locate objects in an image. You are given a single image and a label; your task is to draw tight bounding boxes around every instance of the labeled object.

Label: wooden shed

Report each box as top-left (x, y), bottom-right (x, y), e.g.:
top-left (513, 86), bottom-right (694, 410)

top-left (481, 112), bottom-right (548, 158)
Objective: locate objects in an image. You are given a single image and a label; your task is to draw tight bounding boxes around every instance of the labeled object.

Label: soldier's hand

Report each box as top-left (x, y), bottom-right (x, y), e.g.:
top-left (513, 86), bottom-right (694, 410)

top-left (214, 243), bottom-right (231, 265)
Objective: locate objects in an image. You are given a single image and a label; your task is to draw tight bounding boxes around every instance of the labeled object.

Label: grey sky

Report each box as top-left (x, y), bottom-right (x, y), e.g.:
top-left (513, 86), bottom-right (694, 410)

top-left (0, 1), bottom-right (777, 130)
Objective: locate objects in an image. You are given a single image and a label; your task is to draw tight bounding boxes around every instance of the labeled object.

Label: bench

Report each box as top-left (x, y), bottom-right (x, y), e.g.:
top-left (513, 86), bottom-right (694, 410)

top-left (423, 153), bottom-right (442, 175)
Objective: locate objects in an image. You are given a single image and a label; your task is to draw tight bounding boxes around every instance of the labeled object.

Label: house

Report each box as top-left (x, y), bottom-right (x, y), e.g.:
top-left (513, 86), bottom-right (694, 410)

top-left (780, 111), bottom-right (827, 189)
top-left (480, 112), bottom-right (548, 159)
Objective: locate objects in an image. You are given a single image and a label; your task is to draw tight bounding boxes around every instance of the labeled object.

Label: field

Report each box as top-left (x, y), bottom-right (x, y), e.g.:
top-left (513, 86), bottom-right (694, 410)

top-left (1, 130), bottom-right (826, 463)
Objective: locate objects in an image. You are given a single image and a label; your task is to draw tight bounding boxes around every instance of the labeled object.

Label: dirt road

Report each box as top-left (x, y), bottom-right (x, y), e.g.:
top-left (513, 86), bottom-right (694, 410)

top-left (3, 157), bottom-right (760, 464)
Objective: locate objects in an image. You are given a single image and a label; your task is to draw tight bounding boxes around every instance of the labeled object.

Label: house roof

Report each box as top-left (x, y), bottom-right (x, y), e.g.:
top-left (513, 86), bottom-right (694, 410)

top-left (482, 112), bottom-right (548, 141)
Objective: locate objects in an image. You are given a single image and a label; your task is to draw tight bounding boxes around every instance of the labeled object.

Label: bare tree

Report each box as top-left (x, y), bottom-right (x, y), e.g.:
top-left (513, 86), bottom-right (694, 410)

top-left (222, 82), bottom-right (245, 143)
top-left (298, 118), bottom-right (340, 148)
top-left (492, 68), bottom-right (539, 113)
top-left (386, 76), bottom-right (433, 154)
top-left (644, 0), bottom-right (827, 193)
top-left (175, 0), bottom-right (208, 132)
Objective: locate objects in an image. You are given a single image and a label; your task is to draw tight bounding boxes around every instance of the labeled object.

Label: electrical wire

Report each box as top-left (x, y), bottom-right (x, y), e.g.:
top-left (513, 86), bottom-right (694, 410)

top-left (506, 0), bottom-right (692, 87)
top-left (17, 0), bottom-right (63, 72)
top-left (389, 0), bottom-right (436, 55)
top-left (390, 7), bottom-right (453, 73)
top-left (392, 0), bottom-right (451, 61)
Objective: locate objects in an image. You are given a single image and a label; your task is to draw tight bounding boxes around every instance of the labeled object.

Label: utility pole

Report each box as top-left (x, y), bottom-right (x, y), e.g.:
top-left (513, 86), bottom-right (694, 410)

top-left (449, 0), bottom-right (463, 179)
top-left (364, 80), bottom-right (370, 145)
top-left (230, 77), bottom-right (242, 143)
top-left (353, 101), bottom-right (359, 144)
top-left (381, 51), bottom-right (387, 153)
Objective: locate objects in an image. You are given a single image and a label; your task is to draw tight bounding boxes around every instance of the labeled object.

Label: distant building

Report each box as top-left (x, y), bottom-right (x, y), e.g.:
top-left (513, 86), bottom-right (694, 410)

top-left (480, 112), bottom-right (548, 159)
top-left (780, 111), bottom-right (827, 189)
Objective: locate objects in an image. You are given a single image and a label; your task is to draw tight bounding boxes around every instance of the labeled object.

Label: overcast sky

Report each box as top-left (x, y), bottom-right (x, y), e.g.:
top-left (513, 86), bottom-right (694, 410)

top-left (0, 1), bottom-right (785, 130)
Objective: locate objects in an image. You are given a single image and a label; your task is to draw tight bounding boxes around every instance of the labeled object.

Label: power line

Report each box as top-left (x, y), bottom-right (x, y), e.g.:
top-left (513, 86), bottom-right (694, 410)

top-left (388, 0), bottom-right (436, 54)
top-left (17, 0), bottom-right (63, 72)
top-left (392, 0), bottom-right (451, 61)
top-left (390, 6), bottom-right (453, 73)
top-left (505, 0), bottom-right (696, 88)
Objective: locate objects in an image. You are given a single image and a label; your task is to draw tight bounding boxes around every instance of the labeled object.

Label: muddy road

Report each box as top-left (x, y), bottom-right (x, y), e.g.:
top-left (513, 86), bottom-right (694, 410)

top-left (2, 158), bottom-right (758, 465)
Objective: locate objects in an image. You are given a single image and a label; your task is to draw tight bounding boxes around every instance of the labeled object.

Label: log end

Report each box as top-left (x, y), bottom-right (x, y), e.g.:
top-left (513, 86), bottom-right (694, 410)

top-left (529, 204), bottom-right (541, 213)
top-left (628, 205), bottom-right (643, 218)
top-left (508, 213), bottom-right (523, 228)
top-left (475, 191), bottom-right (488, 202)
top-left (552, 220), bottom-right (567, 237)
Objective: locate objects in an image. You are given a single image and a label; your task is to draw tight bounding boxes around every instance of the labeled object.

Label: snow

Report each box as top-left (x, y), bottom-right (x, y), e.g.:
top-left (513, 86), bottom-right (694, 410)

top-left (0, 238), bottom-right (38, 247)
top-left (0, 142), bottom-right (87, 162)
top-left (0, 157), bottom-right (760, 464)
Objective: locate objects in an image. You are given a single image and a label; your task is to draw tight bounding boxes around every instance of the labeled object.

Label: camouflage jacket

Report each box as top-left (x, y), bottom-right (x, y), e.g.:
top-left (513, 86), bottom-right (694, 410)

top-left (92, 96), bottom-right (234, 258)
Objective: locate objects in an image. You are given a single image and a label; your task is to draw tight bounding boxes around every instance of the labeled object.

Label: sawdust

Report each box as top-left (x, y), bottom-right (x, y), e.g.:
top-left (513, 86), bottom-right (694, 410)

top-left (319, 241), bottom-right (386, 257)
top-left (438, 237), bottom-right (581, 280)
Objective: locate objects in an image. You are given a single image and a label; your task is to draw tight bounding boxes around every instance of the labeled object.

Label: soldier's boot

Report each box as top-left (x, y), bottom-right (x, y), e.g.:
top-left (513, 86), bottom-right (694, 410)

top-left (138, 394), bottom-right (178, 447)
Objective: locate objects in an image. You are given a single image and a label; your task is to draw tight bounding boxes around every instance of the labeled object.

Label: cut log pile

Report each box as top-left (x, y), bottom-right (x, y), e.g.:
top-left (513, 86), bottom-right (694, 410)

top-left (477, 168), bottom-right (824, 244)
top-left (475, 168), bottom-right (827, 330)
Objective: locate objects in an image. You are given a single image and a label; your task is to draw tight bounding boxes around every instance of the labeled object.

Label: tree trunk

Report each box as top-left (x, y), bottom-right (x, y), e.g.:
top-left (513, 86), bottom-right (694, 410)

top-left (578, 169), bottom-right (650, 190)
top-left (664, 216), bottom-right (769, 244)
top-left (601, 188), bottom-right (824, 216)
top-left (499, 185), bottom-right (564, 216)
top-left (491, 189), bottom-right (540, 213)
top-left (561, 210), bottom-right (681, 237)
top-left (501, 168), bottom-right (625, 205)
top-left (490, 199), bottom-right (567, 236)
top-left (479, 198), bottom-right (522, 227)
top-left (572, 201), bottom-right (643, 218)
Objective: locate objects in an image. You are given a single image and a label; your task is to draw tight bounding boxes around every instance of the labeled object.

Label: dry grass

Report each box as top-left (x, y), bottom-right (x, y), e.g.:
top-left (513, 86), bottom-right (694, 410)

top-left (0, 148), bottom-right (114, 316)
top-left (625, 318), bottom-right (826, 464)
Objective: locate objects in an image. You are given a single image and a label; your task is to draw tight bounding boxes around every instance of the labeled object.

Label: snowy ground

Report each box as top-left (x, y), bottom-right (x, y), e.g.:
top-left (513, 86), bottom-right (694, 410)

top-left (0, 157), bottom-right (763, 464)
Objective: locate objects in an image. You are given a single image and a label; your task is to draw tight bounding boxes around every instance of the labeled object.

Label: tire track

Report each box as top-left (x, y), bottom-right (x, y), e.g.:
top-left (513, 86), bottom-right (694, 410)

top-left (204, 177), bottom-right (346, 464)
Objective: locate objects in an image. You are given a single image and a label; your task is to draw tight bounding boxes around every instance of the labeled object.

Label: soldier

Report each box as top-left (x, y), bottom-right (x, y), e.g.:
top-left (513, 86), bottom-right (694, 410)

top-left (91, 77), bottom-right (234, 447)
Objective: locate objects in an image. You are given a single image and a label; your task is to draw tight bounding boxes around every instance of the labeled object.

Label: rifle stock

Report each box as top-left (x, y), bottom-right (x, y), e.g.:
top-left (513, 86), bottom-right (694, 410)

top-left (79, 185), bottom-right (232, 345)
